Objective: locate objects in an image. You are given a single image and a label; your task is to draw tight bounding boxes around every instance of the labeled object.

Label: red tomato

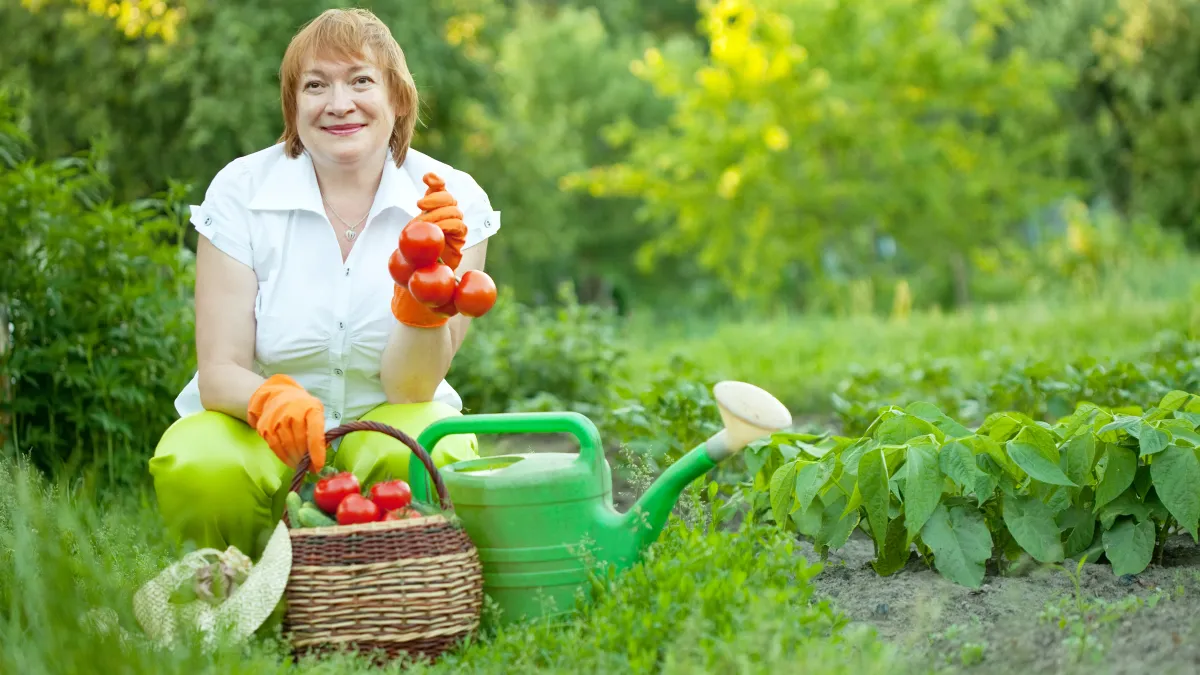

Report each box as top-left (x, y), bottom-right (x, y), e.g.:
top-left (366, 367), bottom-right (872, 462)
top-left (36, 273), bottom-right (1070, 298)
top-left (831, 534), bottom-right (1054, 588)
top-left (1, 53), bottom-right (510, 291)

top-left (369, 480), bottom-right (413, 512)
top-left (398, 221), bottom-right (445, 268)
top-left (388, 249), bottom-right (415, 285)
top-left (336, 493), bottom-right (381, 525)
top-left (453, 270), bottom-right (498, 318)
top-left (313, 472), bottom-right (360, 515)
top-left (384, 507), bottom-right (424, 521)
top-left (433, 298), bottom-right (459, 318)
top-left (408, 263), bottom-right (457, 307)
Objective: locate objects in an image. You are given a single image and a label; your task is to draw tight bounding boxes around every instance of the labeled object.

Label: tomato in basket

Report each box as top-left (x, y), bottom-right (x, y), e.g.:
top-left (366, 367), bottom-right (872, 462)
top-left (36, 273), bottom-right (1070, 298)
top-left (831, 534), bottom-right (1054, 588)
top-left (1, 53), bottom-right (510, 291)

top-left (313, 471), bottom-right (361, 515)
top-left (369, 480), bottom-right (413, 512)
top-left (336, 494), bottom-right (381, 525)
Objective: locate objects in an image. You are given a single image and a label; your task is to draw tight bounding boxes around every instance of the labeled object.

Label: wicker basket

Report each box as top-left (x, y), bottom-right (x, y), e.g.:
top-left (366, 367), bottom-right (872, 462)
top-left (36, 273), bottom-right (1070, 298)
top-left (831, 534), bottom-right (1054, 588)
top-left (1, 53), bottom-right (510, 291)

top-left (280, 420), bottom-right (483, 663)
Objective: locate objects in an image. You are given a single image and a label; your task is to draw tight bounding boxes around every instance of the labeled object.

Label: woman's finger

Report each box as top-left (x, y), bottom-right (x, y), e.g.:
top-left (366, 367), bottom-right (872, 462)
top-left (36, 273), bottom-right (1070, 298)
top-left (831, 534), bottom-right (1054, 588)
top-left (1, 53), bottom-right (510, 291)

top-left (417, 191), bottom-right (456, 210)
top-left (306, 407), bottom-right (327, 473)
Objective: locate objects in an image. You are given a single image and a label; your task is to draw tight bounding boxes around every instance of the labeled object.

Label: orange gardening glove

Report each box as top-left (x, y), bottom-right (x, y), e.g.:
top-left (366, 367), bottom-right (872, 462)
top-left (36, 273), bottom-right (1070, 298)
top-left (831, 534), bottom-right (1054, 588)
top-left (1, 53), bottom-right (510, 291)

top-left (415, 172), bottom-right (467, 269)
top-left (390, 172), bottom-right (468, 328)
top-left (246, 374), bottom-right (327, 473)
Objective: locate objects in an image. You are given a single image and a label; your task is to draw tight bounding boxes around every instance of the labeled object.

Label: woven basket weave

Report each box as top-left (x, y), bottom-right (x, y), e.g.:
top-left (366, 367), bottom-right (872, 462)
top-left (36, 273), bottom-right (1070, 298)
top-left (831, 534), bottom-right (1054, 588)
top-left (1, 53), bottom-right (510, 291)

top-left (280, 420), bottom-right (482, 663)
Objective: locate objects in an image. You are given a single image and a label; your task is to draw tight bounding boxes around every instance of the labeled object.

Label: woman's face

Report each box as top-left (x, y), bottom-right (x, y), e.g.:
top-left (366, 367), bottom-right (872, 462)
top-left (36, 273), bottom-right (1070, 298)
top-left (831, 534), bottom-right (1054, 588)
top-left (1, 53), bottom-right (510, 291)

top-left (295, 54), bottom-right (395, 170)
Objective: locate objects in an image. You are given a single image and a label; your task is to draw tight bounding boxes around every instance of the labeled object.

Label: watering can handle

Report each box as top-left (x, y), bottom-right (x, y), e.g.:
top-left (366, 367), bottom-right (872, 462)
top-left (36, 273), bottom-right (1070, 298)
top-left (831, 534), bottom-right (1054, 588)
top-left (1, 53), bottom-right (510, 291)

top-left (409, 412), bottom-right (604, 503)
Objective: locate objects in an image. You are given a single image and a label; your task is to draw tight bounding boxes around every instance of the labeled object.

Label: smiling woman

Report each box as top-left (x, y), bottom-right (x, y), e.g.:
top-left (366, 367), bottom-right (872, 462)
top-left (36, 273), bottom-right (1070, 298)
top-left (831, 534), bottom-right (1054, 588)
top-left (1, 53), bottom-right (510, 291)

top-left (146, 8), bottom-right (503, 559)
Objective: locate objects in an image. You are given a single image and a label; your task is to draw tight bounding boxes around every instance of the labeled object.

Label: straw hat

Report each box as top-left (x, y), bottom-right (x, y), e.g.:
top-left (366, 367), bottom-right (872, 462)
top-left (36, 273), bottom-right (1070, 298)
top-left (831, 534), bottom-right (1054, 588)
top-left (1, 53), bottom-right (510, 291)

top-left (132, 521), bottom-right (293, 651)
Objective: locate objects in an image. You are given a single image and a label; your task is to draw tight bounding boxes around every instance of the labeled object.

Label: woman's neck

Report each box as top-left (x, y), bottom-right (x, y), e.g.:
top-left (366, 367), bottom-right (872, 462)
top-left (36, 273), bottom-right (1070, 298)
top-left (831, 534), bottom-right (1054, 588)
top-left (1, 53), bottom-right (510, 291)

top-left (311, 152), bottom-right (386, 206)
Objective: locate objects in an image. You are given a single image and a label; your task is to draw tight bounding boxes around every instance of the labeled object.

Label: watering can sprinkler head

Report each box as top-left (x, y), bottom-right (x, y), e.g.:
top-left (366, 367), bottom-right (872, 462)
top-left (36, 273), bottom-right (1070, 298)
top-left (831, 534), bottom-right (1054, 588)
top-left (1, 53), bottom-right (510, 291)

top-left (706, 381), bottom-right (793, 461)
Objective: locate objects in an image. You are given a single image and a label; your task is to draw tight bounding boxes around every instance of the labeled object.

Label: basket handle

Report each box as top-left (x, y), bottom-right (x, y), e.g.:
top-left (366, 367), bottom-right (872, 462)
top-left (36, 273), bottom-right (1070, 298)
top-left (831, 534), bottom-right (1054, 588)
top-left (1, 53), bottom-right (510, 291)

top-left (284, 420), bottom-right (453, 524)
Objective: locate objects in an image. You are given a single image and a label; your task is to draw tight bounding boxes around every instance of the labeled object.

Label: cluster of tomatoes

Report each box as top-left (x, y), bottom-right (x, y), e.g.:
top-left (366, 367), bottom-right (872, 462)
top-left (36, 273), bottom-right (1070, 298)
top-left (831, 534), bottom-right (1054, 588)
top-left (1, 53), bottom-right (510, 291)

top-left (389, 219), bottom-right (497, 318)
top-left (313, 471), bottom-right (423, 525)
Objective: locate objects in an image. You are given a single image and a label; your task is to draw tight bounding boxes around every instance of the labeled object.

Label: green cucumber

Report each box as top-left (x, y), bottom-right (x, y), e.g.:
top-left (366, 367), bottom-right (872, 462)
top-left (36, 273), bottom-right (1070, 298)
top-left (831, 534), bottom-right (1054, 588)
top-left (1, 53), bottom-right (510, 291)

top-left (297, 503), bottom-right (337, 528)
top-left (286, 492), bottom-right (304, 529)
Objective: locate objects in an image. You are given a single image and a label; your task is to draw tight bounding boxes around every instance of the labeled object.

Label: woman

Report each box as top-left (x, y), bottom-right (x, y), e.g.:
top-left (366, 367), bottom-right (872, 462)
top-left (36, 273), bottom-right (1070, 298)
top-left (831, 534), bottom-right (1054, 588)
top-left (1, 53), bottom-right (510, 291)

top-left (148, 8), bottom-right (500, 559)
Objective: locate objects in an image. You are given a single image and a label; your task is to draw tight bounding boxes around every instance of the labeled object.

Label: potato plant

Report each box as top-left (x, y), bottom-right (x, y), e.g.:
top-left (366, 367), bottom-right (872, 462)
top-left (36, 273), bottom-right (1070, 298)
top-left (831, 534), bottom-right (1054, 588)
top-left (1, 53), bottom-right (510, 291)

top-left (746, 390), bottom-right (1200, 586)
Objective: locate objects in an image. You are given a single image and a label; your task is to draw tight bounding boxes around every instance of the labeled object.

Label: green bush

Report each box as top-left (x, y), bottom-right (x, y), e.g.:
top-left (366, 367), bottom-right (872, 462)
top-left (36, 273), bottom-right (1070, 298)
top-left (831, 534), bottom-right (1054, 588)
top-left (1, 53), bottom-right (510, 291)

top-left (0, 91), bottom-right (194, 486)
top-left (449, 282), bottom-right (628, 418)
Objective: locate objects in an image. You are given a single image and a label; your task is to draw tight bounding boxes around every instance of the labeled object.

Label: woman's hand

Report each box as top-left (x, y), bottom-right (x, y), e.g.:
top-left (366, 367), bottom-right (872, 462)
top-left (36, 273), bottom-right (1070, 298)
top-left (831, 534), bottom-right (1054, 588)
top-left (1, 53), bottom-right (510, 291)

top-left (389, 172), bottom-right (469, 328)
top-left (246, 374), bottom-right (327, 472)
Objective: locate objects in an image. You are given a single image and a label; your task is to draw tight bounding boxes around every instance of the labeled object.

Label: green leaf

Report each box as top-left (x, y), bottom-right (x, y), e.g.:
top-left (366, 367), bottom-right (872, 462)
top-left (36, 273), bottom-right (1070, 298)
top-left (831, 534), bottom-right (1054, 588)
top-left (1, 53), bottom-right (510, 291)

top-left (1057, 506), bottom-right (1097, 558)
top-left (1102, 518), bottom-right (1155, 576)
top-left (1161, 418), bottom-right (1200, 447)
top-left (1007, 440), bottom-right (1075, 487)
top-left (939, 441), bottom-right (978, 491)
top-left (1158, 390), bottom-right (1192, 413)
top-left (769, 460), bottom-right (799, 526)
top-left (1097, 490), bottom-right (1152, 530)
top-left (790, 498), bottom-right (824, 538)
top-left (1094, 444), bottom-right (1137, 512)
top-left (1138, 423), bottom-right (1169, 457)
top-left (1060, 432), bottom-right (1097, 487)
top-left (902, 442), bottom-right (943, 542)
top-left (874, 413), bottom-right (943, 445)
top-left (905, 401), bottom-right (973, 438)
top-left (859, 446), bottom-right (890, 552)
top-left (1098, 414), bottom-right (1142, 441)
top-left (1002, 494), bottom-right (1065, 563)
top-left (871, 515), bottom-right (911, 576)
top-left (817, 491), bottom-right (859, 550)
top-left (965, 434), bottom-right (1022, 480)
top-left (1149, 444), bottom-right (1200, 540)
top-left (794, 456), bottom-right (835, 514)
top-left (920, 504), bottom-right (993, 588)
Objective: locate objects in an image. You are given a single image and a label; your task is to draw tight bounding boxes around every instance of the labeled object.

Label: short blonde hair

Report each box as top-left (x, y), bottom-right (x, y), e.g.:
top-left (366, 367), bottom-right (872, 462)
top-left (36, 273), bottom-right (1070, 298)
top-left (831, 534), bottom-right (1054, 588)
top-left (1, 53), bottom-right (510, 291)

top-left (277, 8), bottom-right (419, 167)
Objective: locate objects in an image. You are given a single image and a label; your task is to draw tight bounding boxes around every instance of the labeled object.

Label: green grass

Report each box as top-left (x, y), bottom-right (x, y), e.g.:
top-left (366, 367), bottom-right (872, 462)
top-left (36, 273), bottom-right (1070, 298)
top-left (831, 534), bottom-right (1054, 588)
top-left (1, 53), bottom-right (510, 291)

top-left (629, 284), bottom-right (1200, 415)
top-left (0, 455), bottom-right (908, 675)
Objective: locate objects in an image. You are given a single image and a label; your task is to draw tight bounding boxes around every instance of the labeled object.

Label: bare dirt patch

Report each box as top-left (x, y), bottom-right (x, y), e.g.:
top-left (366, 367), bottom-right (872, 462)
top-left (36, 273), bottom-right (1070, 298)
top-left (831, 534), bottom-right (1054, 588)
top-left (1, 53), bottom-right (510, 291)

top-left (806, 531), bottom-right (1200, 675)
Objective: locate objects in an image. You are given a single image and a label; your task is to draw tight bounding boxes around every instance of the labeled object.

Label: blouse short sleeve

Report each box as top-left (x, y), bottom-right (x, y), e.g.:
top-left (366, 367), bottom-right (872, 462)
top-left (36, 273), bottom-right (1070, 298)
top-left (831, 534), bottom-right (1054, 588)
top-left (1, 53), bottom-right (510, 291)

top-left (453, 171), bottom-right (502, 251)
top-left (190, 162), bottom-right (254, 268)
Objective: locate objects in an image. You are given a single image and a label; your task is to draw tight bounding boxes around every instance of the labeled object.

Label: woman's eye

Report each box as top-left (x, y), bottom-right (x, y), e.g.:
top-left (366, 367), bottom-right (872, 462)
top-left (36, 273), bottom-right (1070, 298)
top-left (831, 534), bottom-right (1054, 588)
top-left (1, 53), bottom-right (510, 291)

top-left (304, 81), bottom-right (322, 90)
top-left (355, 76), bottom-right (373, 85)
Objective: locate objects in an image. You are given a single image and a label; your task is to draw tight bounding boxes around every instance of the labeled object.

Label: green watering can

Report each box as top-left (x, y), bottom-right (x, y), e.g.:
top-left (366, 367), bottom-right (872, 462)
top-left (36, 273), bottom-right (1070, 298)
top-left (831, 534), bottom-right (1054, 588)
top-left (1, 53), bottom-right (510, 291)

top-left (408, 381), bottom-right (793, 626)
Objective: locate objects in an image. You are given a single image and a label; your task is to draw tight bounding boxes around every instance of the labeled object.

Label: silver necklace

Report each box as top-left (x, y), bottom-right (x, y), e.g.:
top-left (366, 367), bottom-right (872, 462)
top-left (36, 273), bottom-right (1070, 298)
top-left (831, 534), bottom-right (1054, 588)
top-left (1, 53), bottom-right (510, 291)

top-left (323, 198), bottom-right (369, 241)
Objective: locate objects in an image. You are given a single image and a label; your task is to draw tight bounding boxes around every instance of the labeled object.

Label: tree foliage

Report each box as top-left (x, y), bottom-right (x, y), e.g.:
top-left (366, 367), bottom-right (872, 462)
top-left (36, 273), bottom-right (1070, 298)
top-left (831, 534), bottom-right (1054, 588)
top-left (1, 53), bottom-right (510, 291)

top-left (571, 0), bottom-right (1078, 301)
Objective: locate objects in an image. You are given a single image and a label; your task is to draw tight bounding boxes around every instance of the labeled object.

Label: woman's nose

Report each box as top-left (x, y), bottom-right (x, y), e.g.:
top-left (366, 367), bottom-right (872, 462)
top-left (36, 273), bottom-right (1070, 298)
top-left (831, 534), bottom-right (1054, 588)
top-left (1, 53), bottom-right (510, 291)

top-left (326, 84), bottom-right (356, 115)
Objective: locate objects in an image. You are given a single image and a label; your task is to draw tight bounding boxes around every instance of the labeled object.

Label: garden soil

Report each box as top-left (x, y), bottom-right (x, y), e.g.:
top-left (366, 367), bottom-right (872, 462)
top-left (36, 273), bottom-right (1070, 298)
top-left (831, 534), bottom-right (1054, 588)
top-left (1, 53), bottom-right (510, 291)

top-left (803, 531), bottom-right (1200, 675)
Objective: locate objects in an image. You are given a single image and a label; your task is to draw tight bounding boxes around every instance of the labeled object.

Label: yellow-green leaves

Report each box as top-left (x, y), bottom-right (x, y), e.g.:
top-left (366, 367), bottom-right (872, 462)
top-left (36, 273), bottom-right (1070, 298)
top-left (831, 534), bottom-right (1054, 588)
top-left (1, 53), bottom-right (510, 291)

top-left (570, 0), bottom-right (1075, 301)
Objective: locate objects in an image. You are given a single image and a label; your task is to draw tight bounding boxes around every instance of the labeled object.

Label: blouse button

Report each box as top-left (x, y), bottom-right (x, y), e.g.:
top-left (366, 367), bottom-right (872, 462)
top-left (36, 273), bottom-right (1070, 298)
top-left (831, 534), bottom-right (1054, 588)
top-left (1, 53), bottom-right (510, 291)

top-left (334, 368), bottom-right (343, 376)
top-left (338, 322), bottom-right (345, 330)
top-left (333, 411), bottom-right (341, 420)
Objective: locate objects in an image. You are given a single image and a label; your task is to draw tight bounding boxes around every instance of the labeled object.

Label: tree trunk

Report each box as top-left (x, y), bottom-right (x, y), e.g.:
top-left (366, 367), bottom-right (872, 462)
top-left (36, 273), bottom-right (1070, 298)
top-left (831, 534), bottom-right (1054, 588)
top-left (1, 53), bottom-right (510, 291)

top-left (950, 252), bottom-right (971, 307)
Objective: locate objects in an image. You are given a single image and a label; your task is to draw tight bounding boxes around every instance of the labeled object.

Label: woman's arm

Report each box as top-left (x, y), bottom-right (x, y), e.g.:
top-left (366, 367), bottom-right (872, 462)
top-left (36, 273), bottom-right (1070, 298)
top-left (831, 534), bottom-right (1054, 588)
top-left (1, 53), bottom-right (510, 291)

top-left (194, 236), bottom-right (266, 420)
top-left (380, 238), bottom-right (488, 404)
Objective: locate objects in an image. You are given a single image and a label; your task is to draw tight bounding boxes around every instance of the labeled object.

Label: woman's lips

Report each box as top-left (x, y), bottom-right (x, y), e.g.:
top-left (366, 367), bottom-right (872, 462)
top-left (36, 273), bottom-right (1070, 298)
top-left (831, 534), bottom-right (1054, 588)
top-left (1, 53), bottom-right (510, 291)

top-left (324, 124), bottom-right (364, 136)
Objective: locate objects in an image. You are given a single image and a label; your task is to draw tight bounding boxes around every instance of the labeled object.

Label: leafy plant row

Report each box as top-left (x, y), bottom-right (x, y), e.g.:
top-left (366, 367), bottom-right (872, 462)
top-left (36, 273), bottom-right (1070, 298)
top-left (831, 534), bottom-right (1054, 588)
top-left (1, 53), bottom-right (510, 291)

top-left (742, 390), bottom-right (1200, 587)
top-left (832, 332), bottom-right (1200, 434)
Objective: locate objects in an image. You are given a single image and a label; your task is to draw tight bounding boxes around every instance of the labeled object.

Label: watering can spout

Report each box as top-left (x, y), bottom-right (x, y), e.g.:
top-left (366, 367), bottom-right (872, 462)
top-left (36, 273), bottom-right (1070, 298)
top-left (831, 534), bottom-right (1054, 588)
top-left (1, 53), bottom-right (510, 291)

top-left (599, 381), bottom-right (793, 569)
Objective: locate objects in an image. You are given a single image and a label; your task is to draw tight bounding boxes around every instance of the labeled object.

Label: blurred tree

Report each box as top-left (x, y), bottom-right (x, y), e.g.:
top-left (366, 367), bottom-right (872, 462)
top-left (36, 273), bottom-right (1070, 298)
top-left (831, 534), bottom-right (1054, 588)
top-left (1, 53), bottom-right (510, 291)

top-left (571, 0), bottom-right (1078, 305)
top-left (1016, 0), bottom-right (1200, 246)
top-left (443, 1), bottom-right (685, 305)
top-left (3, 0), bottom-right (488, 204)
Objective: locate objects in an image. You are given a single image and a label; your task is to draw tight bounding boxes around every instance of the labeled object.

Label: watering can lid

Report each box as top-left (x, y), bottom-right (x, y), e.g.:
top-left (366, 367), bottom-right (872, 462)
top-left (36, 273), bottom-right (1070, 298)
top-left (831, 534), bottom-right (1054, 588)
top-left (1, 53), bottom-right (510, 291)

top-left (440, 451), bottom-right (609, 506)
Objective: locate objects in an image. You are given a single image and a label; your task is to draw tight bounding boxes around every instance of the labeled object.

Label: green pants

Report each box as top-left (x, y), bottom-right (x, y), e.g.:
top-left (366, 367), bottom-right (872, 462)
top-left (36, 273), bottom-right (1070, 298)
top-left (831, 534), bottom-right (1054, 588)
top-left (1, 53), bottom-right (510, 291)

top-left (148, 401), bottom-right (478, 560)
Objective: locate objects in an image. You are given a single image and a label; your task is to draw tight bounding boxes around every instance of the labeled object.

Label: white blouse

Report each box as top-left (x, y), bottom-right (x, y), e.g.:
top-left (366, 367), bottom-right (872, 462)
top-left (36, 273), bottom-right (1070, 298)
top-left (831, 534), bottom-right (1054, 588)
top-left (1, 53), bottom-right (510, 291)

top-left (174, 143), bottom-right (501, 429)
